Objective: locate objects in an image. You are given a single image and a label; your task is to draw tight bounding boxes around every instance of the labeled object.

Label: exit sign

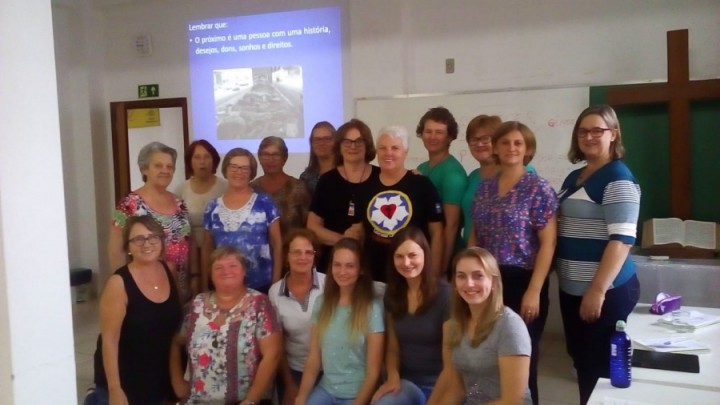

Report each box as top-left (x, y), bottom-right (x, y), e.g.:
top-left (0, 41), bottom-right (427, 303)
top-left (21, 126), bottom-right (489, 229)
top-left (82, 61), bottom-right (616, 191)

top-left (138, 84), bottom-right (159, 98)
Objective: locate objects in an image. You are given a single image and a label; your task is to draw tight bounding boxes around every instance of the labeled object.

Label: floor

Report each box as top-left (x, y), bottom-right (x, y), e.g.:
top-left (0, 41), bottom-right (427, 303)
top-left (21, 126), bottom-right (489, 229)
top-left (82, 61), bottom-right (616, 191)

top-left (72, 300), bottom-right (580, 405)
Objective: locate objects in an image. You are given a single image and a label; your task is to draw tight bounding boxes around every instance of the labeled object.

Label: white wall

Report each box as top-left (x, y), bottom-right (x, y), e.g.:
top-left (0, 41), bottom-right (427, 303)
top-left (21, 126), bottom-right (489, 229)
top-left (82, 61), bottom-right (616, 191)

top-left (52, 0), bottom-right (720, 285)
top-left (1, 0), bottom-right (76, 402)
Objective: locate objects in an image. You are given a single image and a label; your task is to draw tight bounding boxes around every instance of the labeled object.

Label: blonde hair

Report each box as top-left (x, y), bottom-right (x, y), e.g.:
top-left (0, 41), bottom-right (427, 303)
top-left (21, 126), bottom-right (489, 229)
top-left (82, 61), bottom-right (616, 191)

top-left (316, 238), bottom-right (375, 340)
top-left (448, 247), bottom-right (504, 347)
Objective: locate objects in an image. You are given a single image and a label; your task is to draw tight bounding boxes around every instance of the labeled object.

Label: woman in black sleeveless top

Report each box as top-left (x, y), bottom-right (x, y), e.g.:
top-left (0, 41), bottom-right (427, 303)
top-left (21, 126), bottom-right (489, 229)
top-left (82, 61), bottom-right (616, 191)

top-left (87, 215), bottom-right (182, 405)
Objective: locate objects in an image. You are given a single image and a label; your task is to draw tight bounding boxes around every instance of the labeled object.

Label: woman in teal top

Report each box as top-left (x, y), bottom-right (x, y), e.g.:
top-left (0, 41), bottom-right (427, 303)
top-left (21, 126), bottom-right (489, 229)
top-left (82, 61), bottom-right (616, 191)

top-left (295, 238), bottom-right (384, 405)
top-left (461, 115), bottom-right (535, 247)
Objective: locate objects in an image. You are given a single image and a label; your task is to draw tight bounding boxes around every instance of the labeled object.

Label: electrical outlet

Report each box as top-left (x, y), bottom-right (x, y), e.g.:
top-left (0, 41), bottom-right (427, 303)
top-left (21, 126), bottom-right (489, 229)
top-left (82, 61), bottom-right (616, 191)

top-left (445, 58), bottom-right (455, 74)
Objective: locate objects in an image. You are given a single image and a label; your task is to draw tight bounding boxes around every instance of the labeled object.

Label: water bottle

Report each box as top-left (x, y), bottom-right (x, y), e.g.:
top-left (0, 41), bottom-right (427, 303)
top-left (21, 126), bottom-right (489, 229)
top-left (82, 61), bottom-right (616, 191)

top-left (609, 320), bottom-right (632, 388)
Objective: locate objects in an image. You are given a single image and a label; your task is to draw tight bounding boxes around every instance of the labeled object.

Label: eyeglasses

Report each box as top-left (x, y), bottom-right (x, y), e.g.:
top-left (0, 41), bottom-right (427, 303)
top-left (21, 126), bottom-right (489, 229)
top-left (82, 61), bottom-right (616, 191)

top-left (129, 234), bottom-right (162, 246)
top-left (341, 138), bottom-right (365, 148)
top-left (576, 127), bottom-right (611, 138)
top-left (468, 136), bottom-right (492, 146)
top-left (289, 249), bottom-right (316, 257)
top-left (312, 136), bottom-right (334, 144)
top-left (228, 164), bottom-right (251, 173)
top-left (422, 129), bottom-right (447, 137)
top-left (259, 152), bottom-right (283, 160)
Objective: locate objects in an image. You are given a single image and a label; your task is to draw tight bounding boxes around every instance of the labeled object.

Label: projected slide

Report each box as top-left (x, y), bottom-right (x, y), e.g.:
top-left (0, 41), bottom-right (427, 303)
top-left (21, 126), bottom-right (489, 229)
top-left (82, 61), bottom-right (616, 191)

top-left (188, 7), bottom-right (343, 154)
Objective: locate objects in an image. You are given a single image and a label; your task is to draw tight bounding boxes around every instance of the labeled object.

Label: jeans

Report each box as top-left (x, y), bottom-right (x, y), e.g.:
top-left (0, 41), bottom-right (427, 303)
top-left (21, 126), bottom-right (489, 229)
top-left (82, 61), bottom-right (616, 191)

top-left (499, 265), bottom-right (549, 405)
top-left (307, 385), bottom-right (355, 405)
top-left (373, 379), bottom-right (430, 405)
top-left (559, 274), bottom-right (640, 405)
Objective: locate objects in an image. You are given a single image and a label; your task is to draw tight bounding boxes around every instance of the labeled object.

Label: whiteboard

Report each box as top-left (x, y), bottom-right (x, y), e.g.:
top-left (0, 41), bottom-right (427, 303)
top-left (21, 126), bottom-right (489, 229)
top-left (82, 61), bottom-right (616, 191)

top-left (355, 87), bottom-right (589, 190)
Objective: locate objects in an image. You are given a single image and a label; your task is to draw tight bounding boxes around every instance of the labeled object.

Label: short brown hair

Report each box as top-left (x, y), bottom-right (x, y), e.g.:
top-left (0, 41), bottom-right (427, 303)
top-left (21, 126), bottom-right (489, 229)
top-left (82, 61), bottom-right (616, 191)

top-left (258, 136), bottom-right (289, 161)
top-left (416, 106), bottom-right (459, 141)
top-left (492, 121), bottom-right (536, 165)
top-left (334, 119), bottom-right (377, 165)
top-left (185, 140), bottom-right (221, 176)
top-left (221, 147), bottom-right (258, 179)
top-left (122, 215), bottom-right (166, 262)
top-left (210, 246), bottom-right (248, 268)
top-left (568, 105), bottom-right (626, 164)
top-left (283, 228), bottom-right (321, 272)
top-left (466, 115), bottom-right (502, 140)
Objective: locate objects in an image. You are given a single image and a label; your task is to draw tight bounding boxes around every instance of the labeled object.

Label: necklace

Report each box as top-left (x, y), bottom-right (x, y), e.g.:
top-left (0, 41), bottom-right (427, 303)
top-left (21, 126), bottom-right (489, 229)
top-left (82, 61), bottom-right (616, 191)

top-left (343, 163), bottom-right (368, 184)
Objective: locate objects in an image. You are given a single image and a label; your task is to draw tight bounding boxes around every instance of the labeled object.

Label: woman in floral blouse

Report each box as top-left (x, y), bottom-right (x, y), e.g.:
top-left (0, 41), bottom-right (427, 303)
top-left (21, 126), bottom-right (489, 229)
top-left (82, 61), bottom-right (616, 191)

top-left (467, 121), bottom-right (558, 405)
top-left (108, 141), bottom-right (192, 301)
top-left (170, 246), bottom-right (281, 404)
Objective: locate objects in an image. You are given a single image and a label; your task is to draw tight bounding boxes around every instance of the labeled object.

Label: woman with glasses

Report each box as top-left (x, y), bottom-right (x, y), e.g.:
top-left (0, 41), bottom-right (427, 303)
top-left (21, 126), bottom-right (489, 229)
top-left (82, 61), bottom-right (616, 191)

top-left (251, 136), bottom-right (311, 234)
top-left (87, 215), bottom-right (182, 405)
top-left (202, 148), bottom-right (282, 294)
top-left (307, 119), bottom-right (380, 273)
top-left (467, 121), bottom-right (557, 405)
top-left (300, 121), bottom-right (338, 196)
top-left (269, 229), bottom-right (327, 405)
top-left (108, 141), bottom-right (192, 301)
top-left (555, 105), bottom-right (641, 405)
top-left (461, 115), bottom-right (537, 248)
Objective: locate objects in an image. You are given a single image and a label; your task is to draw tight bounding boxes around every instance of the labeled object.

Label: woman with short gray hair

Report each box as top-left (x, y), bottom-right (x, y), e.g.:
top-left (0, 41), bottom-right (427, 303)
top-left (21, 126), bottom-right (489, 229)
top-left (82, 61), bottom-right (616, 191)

top-left (108, 141), bottom-right (193, 301)
top-left (354, 126), bottom-right (445, 282)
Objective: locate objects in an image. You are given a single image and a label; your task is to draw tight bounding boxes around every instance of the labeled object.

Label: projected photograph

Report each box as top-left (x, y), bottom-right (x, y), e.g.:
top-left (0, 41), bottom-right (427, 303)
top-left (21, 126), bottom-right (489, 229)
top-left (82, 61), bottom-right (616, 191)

top-left (214, 66), bottom-right (304, 140)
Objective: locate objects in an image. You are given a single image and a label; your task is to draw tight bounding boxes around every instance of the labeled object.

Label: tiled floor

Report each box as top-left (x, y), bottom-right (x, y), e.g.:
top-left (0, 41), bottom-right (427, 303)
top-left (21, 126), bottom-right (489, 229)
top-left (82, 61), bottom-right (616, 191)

top-left (72, 301), bottom-right (580, 405)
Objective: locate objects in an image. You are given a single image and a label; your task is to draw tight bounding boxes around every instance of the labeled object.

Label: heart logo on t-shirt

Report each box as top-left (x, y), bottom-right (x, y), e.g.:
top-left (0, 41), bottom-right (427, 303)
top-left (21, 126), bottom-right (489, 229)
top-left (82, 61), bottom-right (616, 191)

top-left (380, 204), bottom-right (397, 219)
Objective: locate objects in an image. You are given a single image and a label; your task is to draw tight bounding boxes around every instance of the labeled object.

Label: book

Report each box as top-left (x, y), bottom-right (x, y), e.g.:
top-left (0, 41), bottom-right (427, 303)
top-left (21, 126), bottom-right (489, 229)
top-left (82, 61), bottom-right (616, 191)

top-left (642, 218), bottom-right (719, 250)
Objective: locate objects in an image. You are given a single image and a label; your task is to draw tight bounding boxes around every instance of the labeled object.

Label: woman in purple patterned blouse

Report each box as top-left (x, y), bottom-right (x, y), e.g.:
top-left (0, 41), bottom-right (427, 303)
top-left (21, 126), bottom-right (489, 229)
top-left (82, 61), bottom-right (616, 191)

top-left (467, 121), bottom-right (558, 405)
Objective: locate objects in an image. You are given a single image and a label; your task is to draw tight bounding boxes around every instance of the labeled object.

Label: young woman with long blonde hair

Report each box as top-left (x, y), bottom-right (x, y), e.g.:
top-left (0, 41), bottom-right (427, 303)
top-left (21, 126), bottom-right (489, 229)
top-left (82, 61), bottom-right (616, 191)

top-left (295, 238), bottom-right (384, 405)
top-left (428, 247), bottom-right (532, 405)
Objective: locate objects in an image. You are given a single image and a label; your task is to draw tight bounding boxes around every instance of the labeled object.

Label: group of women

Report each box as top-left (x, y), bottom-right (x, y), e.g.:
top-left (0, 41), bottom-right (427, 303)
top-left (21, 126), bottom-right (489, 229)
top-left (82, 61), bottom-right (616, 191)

top-left (87, 103), bottom-right (641, 405)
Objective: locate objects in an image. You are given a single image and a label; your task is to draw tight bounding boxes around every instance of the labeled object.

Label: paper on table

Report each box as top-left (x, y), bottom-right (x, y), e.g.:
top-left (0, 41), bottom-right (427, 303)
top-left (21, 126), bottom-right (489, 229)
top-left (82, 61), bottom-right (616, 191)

top-left (658, 310), bottom-right (720, 330)
top-left (634, 336), bottom-right (711, 353)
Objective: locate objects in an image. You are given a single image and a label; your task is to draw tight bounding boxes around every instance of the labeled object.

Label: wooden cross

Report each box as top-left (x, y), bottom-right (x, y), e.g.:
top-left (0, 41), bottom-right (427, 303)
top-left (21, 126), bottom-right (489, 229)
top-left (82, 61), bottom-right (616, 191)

top-left (606, 29), bottom-right (720, 220)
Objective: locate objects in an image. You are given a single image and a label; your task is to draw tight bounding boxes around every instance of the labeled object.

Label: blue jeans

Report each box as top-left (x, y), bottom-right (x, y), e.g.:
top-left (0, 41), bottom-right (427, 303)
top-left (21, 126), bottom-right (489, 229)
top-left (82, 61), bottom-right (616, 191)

top-left (373, 379), bottom-right (430, 405)
top-left (307, 385), bottom-right (355, 405)
top-left (560, 274), bottom-right (640, 405)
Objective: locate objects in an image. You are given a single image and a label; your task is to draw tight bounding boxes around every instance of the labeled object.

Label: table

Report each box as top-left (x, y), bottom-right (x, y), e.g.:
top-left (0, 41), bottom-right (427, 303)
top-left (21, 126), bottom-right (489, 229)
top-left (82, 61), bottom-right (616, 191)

top-left (633, 255), bottom-right (720, 308)
top-left (588, 304), bottom-right (720, 404)
top-left (627, 304), bottom-right (720, 389)
top-left (588, 378), bottom-right (720, 405)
